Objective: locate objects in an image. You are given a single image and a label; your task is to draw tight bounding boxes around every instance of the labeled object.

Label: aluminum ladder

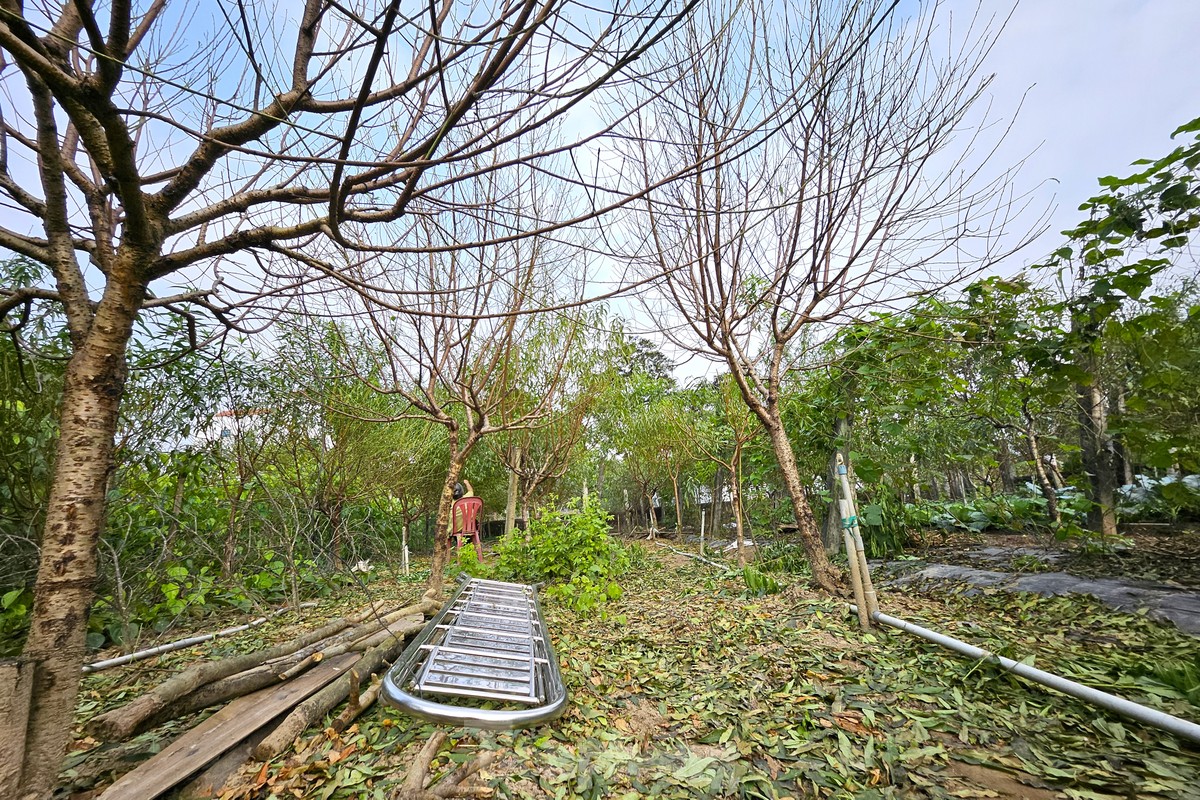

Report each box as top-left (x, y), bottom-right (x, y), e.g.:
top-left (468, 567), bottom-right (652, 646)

top-left (381, 577), bottom-right (568, 729)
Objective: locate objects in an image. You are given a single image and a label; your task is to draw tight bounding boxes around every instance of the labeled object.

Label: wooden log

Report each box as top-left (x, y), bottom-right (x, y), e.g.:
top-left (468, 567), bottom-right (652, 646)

top-left (395, 732), bottom-right (497, 800)
top-left (265, 600), bottom-right (433, 675)
top-left (252, 623), bottom-right (417, 760)
top-left (96, 652), bottom-right (360, 800)
top-left (0, 658), bottom-right (34, 796)
top-left (278, 607), bottom-right (429, 679)
top-left (332, 677), bottom-right (379, 734)
top-left (349, 615), bottom-right (425, 652)
top-left (88, 604), bottom-right (386, 741)
top-left (141, 656), bottom-right (304, 734)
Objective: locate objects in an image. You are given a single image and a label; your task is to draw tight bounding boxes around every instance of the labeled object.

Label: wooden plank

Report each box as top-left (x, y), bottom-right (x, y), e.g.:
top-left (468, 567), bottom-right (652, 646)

top-left (98, 652), bottom-right (360, 800)
top-left (0, 658), bottom-right (34, 795)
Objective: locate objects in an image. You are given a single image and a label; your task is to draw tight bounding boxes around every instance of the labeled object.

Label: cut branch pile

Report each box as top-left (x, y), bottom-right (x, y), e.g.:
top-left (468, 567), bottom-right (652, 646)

top-left (86, 598), bottom-right (438, 800)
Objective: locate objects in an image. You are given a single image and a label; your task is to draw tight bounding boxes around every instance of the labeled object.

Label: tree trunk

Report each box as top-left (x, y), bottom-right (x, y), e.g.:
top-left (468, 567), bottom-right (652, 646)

top-left (998, 438), bottom-right (1017, 494)
top-left (731, 456), bottom-right (747, 567)
top-left (947, 471), bottom-right (963, 501)
top-left (326, 495), bottom-right (345, 569)
top-left (1113, 389), bottom-right (1135, 486)
top-left (710, 467), bottom-right (723, 540)
top-left (1077, 377), bottom-right (1119, 539)
top-left (1022, 407), bottom-right (1060, 525)
top-left (401, 522), bottom-right (411, 575)
top-left (504, 445), bottom-right (520, 536)
top-left (425, 456), bottom-right (466, 601)
top-left (762, 419), bottom-right (843, 594)
top-left (671, 473), bottom-right (683, 536)
top-left (165, 470), bottom-right (187, 549)
top-left (1047, 454), bottom-right (1066, 490)
top-left (18, 287), bottom-right (142, 799)
top-left (222, 490), bottom-right (242, 577)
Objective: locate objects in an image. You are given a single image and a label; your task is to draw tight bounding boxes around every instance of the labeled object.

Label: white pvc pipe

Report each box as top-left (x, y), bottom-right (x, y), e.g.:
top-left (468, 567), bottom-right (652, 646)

top-left (860, 606), bottom-right (1200, 744)
top-left (82, 602), bottom-right (319, 673)
top-left (658, 543), bottom-right (725, 570)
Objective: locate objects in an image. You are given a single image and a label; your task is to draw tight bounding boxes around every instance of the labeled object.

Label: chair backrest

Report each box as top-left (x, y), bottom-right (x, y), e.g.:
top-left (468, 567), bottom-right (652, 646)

top-left (452, 496), bottom-right (483, 533)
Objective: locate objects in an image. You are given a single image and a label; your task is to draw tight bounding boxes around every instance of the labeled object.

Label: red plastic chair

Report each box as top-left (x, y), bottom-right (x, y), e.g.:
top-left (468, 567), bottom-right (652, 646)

top-left (451, 496), bottom-right (484, 559)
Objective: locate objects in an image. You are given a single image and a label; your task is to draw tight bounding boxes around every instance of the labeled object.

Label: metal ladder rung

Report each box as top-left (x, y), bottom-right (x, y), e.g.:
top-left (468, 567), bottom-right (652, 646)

top-left (444, 633), bottom-right (532, 652)
top-left (448, 607), bottom-right (535, 623)
top-left (456, 595), bottom-right (532, 608)
top-left (454, 615), bottom-right (532, 633)
top-left (455, 601), bottom-right (535, 617)
top-left (416, 682), bottom-right (540, 705)
top-left (422, 643), bottom-right (542, 664)
top-left (424, 660), bottom-right (532, 683)
top-left (437, 623), bottom-right (539, 640)
top-left (468, 578), bottom-right (533, 590)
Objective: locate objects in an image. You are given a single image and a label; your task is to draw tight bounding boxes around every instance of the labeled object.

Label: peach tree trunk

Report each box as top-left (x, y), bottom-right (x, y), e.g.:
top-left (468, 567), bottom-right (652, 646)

top-left (18, 283), bottom-right (143, 799)
top-left (424, 457), bottom-right (465, 601)
top-left (762, 419), bottom-right (843, 594)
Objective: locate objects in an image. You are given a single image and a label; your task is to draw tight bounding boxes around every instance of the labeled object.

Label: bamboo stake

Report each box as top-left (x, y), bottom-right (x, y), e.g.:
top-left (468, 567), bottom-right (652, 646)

top-left (840, 499), bottom-right (871, 630)
top-left (836, 454), bottom-right (879, 617)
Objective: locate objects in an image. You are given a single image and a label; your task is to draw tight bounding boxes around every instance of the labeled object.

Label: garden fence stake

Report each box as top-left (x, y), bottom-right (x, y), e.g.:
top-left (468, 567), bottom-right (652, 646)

top-left (840, 499), bottom-right (871, 629)
top-left (837, 453), bottom-right (879, 617)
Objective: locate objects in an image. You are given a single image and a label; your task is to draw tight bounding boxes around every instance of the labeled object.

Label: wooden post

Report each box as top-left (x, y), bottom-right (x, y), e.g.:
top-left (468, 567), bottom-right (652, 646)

top-left (0, 658), bottom-right (34, 795)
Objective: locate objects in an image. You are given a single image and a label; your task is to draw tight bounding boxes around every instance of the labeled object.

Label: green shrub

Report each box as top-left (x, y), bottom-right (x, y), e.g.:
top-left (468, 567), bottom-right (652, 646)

top-left (491, 496), bottom-right (628, 614)
top-left (741, 565), bottom-right (782, 596)
top-left (449, 543), bottom-right (489, 579)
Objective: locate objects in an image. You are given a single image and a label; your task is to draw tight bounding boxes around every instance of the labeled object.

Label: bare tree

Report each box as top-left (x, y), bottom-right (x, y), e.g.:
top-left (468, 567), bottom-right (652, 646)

top-left (327, 171), bottom-right (590, 597)
top-left (488, 310), bottom-right (620, 527)
top-left (630, 0), bottom-right (1030, 592)
top-left (0, 1), bottom-right (704, 794)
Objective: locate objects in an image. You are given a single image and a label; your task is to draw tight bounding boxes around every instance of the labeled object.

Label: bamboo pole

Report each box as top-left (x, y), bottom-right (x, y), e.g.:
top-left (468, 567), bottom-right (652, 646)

top-left (839, 499), bottom-right (871, 629)
top-left (836, 454), bottom-right (879, 617)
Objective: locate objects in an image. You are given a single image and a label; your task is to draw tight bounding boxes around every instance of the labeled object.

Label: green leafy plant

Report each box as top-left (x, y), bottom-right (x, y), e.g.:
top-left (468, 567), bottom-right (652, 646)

top-left (492, 496), bottom-right (629, 614)
top-left (449, 544), bottom-right (489, 579)
top-left (0, 587), bottom-right (32, 655)
top-left (741, 565), bottom-right (781, 596)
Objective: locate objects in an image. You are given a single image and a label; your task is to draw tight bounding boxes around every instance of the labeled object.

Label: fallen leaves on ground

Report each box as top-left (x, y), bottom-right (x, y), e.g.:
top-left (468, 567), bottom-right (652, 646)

top-left (78, 554), bottom-right (1200, 799)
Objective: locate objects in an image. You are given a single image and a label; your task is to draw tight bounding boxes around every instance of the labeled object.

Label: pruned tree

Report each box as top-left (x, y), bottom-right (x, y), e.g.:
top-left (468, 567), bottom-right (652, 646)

top-left (630, 0), bottom-right (1029, 592)
top-left (327, 176), bottom-right (591, 597)
top-left (487, 312), bottom-right (611, 527)
top-left (0, 1), bottom-right (705, 794)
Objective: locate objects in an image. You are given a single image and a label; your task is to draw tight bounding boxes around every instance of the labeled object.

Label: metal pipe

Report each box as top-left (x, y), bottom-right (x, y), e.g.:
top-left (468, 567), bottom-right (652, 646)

top-left (859, 606), bottom-right (1200, 744)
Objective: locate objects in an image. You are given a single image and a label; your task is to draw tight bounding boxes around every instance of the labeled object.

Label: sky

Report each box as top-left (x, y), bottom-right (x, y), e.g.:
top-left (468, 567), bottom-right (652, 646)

top-left (663, 0), bottom-right (1200, 379)
top-left (955, 0), bottom-right (1200, 269)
